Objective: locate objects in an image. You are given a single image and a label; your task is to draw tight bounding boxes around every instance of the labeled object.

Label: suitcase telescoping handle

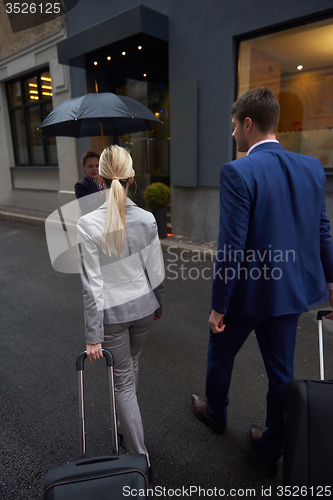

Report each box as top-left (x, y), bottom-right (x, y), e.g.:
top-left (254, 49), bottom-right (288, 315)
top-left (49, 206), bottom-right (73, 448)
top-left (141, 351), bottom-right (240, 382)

top-left (76, 350), bottom-right (119, 459)
top-left (316, 311), bottom-right (332, 381)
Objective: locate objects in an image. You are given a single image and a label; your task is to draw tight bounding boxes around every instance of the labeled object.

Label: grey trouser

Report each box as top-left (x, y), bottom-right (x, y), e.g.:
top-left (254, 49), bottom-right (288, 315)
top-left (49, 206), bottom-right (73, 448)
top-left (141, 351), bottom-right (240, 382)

top-left (103, 313), bottom-right (154, 466)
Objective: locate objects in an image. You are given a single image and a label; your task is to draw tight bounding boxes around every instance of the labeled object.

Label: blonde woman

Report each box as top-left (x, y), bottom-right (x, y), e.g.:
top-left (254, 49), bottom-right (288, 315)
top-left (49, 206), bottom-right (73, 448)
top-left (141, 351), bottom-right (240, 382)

top-left (77, 145), bottom-right (164, 473)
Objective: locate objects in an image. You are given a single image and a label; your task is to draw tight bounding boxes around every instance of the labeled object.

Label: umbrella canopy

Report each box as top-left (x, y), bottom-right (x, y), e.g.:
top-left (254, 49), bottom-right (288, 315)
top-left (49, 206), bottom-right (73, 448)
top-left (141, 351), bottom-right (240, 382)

top-left (38, 92), bottom-right (161, 138)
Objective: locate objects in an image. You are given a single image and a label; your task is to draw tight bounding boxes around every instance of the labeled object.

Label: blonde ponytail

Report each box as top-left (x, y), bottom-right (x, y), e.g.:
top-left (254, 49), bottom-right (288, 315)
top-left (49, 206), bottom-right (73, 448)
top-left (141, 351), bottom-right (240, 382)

top-left (99, 145), bottom-right (135, 256)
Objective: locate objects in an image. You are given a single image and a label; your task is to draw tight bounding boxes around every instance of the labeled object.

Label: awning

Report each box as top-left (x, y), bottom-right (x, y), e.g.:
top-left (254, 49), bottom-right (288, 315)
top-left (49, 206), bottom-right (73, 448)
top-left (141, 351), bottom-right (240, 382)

top-left (57, 4), bottom-right (168, 64)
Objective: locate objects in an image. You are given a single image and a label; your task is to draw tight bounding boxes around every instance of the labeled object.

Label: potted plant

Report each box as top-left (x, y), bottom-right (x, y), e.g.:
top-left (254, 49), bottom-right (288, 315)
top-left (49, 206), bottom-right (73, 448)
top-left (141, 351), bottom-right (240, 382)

top-left (144, 182), bottom-right (171, 239)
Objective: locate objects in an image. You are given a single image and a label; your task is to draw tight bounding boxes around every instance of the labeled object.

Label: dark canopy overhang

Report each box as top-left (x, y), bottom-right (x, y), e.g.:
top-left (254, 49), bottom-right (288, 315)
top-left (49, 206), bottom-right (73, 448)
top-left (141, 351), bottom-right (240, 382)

top-left (57, 4), bottom-right (168, 63)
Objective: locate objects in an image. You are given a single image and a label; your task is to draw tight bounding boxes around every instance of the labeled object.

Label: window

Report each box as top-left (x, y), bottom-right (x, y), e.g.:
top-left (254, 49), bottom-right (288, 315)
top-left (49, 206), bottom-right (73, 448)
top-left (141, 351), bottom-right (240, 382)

top-left (6, 68), bottom-right (58, 166)
top-left (237, 18), bottom-right (333, 168)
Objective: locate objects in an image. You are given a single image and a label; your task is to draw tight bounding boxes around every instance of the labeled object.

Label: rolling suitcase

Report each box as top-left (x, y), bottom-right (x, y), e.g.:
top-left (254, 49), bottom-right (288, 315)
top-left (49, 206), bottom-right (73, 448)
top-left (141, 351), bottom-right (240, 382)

top-left (284, 310), bottom-right (333, 495)
top-left (43, 350), bottom-right (149, 499)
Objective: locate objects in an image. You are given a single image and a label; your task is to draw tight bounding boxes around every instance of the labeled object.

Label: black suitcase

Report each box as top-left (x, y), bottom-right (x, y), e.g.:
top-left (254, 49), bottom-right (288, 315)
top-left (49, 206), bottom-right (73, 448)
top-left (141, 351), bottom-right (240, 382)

top-left (43, 350), bottom-right (149, 499)
top-left (284, 310), bottom-right (333, 495)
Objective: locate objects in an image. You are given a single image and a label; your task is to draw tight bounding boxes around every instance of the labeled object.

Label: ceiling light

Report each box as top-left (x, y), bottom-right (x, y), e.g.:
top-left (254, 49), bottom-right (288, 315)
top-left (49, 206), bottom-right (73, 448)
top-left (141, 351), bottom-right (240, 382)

top-left (94, 61), bottom-right (98, 66)
top-left (143, 73), bottom-right (147, 77)
top-left (41, 76), bottom-right (52, 82)
top-left (297, 65), bottom-right (303, 70)
top-left (138, 46), bottom-right (142, 50)
top-left (122, 51), bottom-right (126, 56)
top-left (107, 56), bottom-right (111, 61)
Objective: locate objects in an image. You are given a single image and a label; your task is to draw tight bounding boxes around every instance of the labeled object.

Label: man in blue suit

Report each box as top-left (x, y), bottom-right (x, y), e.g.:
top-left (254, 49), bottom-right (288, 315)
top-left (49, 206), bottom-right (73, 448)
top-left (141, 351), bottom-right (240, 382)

top-left (192, 87), bottom-right (333, 477)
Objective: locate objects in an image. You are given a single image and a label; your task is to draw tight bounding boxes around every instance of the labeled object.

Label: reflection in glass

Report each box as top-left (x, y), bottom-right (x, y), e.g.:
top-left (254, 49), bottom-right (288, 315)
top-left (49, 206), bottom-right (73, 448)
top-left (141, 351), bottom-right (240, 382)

top-left (24, 76), bottom-right (39, 102)
top-left (13, 109), bottom-right (28, 164)
top-left (8, 81), bottom-right (22, 107)
top-left (28, 106), bottom-right (44, 164)
top-left (40, 70), bottom-right (53, 98)
top-left (44, 101), bottom-right (57, 164)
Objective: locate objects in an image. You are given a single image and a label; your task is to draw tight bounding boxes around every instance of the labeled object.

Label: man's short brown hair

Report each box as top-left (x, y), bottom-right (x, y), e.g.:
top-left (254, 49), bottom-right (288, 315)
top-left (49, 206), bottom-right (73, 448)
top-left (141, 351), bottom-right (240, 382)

top-left (231, 87), bottom-right (280, 134)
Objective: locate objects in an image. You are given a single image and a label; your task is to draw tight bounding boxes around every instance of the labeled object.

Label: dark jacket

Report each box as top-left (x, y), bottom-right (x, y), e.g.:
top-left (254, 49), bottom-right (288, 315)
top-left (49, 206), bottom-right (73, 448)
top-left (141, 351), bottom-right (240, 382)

top-left (75, 177), bottom-right (101, 199)
top-left (74, 177), bottom-right (106, 215)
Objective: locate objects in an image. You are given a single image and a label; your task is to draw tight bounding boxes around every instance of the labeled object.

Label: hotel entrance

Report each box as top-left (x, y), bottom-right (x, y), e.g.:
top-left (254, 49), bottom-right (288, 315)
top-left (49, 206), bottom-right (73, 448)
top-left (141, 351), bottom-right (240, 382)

top-left (84, 33), bottom-right (169, 209)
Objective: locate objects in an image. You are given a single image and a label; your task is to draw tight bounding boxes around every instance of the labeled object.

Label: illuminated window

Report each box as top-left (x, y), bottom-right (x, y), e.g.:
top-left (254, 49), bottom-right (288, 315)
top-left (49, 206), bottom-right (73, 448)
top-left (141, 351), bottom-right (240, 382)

top-left (237, 18), bottom-right (333, 168)
top-left (6, 69), bottom-right (57, 166)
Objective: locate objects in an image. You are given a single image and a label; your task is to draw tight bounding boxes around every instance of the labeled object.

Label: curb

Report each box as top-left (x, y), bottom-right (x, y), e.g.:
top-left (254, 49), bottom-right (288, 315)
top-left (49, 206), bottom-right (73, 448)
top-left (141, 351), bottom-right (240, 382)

top-left (0, 211), bottom-right (46, 227)
top-left (0, 210), bottom-right (218, 255)
top-left (160, 236), bottom-right (217, 256)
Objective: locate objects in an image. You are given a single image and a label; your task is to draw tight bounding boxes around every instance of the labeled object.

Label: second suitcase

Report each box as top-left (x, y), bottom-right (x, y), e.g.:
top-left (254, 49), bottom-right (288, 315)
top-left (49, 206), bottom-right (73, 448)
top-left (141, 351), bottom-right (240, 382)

top-left (43, 350), bottom-right (149, 499)
top-left (284, 311), bottom-right (333, 493)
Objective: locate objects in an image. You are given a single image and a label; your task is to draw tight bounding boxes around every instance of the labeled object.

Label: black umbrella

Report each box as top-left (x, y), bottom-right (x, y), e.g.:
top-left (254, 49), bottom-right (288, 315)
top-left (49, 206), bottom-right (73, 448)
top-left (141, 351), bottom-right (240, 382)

top-left (38, 92), bottom-right (161, 147)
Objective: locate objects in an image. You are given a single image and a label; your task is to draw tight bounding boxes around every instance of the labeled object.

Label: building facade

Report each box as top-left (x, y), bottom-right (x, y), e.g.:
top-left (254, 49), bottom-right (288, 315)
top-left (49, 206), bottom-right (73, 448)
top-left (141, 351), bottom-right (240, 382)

top-left (1, 0), bottom-right (333, 240)
top-left (0, 0), bottom-right (77, 219)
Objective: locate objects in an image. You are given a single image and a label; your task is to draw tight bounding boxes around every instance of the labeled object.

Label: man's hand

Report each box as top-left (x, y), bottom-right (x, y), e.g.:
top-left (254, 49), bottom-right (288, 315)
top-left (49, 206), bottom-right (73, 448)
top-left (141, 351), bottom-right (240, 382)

top-left (326, 290), bottom-right (333, 320)
top-left (208, 309), bottom-right (225, 333)
top-left (86, 343), bottom-right (103, 361)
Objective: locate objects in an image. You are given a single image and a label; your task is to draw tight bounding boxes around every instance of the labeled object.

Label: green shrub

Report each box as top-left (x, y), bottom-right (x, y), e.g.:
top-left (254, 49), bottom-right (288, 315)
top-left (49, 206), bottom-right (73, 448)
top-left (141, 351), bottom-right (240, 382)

top-left (144, 182), bottom-right (171, 209)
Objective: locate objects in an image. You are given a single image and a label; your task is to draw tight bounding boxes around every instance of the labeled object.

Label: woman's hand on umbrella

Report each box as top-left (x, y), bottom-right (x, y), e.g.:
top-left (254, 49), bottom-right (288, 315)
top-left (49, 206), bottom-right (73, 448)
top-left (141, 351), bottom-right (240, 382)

top-left (86, 343), bottom-right (103, 361)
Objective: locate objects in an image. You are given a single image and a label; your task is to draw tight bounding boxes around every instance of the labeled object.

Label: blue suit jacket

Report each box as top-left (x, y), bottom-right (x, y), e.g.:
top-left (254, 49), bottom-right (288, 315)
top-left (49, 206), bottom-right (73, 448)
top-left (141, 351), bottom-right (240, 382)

top-left (212, 142), bottom-right (333, 317)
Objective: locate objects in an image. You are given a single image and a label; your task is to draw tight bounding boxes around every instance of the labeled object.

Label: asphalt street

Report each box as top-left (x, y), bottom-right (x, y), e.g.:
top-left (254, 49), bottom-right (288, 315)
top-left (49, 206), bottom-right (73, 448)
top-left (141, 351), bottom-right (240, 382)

top-left (1, 218), bottom-right (333, 499)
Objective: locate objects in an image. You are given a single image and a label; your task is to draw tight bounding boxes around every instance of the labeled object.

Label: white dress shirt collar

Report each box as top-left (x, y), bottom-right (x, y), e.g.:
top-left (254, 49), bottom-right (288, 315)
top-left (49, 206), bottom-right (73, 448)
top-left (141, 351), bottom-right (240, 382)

top-left (247, 139), bottom-right (279, 156)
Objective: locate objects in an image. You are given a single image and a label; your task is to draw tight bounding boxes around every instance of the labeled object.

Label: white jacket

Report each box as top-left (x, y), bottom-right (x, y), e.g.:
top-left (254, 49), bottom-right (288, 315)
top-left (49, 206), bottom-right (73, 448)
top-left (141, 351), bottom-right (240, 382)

top-left (77, 198), bottom-right (165, 344)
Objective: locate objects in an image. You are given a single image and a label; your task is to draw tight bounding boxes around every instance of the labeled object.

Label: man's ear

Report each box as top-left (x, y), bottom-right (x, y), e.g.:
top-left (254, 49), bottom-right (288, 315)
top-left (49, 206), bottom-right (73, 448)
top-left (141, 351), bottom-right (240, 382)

top-left (244, 117), bottom-right (254, 133)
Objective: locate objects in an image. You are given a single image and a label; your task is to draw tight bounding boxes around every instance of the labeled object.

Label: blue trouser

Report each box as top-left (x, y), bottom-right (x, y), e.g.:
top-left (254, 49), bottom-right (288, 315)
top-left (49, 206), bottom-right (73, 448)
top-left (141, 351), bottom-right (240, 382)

top-left (205, 313), bottom-right (300, 464)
